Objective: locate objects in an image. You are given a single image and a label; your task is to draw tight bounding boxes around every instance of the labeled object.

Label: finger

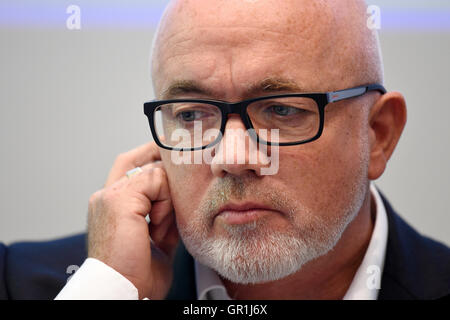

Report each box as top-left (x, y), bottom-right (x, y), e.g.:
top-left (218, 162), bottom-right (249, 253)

top-left (141, 161), bottom-right (163, 172)
top-left (157, 222), bottom-right (180, 260)
top-left (125, 167), bottom-right (172, 219)
top-left (150, 215), bottom-right (179, 259)
top-left (149, 192), bottom-right (173, 225)
top-left (105, 141), bottom-right (161, 187)
top-left (110, 161), bottom-right (163, 188)
top-left (125, 141), bottom-right (162, 167)
top-left (150, 213), bottom-right (174, 246)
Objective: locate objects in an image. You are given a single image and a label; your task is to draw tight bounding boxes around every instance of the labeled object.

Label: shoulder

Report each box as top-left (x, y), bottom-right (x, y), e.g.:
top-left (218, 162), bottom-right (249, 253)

top-left (0, 243), bottom-right (7, 299)
top-left (1, 233), bottom-right (87, 299)
top-left (379, 192), bottom-right (450, 299)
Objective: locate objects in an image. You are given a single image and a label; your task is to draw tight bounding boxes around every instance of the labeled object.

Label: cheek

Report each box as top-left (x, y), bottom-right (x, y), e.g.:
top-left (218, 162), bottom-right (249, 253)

top-left (276, 148), bottom-right (331, 209)
top-left (161, 151), bottom-right (210, 227)
top-left (275, 118), bottom-right (368, 216)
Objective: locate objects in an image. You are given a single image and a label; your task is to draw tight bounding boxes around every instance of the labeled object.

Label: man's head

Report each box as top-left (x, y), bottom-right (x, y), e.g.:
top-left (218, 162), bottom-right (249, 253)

top-left (149, 0), bottom-right (406, 284)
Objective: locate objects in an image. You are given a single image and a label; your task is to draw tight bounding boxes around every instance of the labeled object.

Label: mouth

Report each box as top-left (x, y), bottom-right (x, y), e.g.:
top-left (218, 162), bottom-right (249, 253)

top-left (215, 202), bottom-right (281, 225)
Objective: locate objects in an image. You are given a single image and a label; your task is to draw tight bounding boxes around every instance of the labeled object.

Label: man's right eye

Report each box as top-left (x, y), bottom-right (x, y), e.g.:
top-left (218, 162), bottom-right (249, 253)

top-left (175, 109), bottom-right (210, 122)
top-left (178, 110), bottom-right (196, 122)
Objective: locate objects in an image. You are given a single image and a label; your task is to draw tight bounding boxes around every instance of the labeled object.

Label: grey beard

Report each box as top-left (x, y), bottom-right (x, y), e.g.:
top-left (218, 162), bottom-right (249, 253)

top-left (177, 168), bottom-right (368, 284)
top-left (179, 205), bottom-right (359, 284)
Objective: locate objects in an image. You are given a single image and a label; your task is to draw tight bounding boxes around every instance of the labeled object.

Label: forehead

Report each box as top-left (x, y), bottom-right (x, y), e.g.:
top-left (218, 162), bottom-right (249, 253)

top-left (152, 0), bottom-right (365, 96)
top-left (162, 0), bottom-right (330, 34)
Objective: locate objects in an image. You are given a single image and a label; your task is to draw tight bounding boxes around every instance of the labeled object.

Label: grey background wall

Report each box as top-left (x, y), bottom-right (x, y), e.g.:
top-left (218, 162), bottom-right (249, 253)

top-left (1, 1), bottom-right (449, 245)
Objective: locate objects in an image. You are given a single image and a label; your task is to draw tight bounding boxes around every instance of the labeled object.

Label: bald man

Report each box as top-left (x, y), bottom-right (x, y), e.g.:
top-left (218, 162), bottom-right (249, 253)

top-left (1, 0), bottom-right (449, 300)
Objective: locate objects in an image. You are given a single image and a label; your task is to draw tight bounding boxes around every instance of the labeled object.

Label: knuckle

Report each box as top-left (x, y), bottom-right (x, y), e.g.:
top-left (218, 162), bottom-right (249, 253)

top-left (88, 190), bottom-right (102, 206)
top-left (115, 152), bottom-right (129, 164)
top-left (102, 188), bottom-right (118, 203)
top-left (145, 167), bottom-right (167, 186)
top-left (130, 194), bottom-right (150, 213)
top-left (152, 167), bottom-right (167, 180)
top-left (152, 161), bottom-right (164, 169)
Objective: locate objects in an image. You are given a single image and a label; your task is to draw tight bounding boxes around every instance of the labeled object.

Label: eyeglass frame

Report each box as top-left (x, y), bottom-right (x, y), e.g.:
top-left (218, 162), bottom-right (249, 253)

top-left (143, 83), bottom-right (387, 151)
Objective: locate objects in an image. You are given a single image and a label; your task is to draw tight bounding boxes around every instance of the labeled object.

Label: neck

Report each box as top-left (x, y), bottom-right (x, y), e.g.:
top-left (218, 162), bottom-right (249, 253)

top-left (221, 189), bottom-right (376, 300)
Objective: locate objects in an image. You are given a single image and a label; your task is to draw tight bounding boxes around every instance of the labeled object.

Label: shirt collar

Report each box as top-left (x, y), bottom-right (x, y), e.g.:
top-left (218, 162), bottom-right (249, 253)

top-left (195, 182), bottom-right (388, 300)
top-left (342, 183), bottom-right (388, 299)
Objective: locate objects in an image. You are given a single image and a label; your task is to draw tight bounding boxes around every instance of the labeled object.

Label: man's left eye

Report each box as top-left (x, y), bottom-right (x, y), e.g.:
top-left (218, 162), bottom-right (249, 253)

top-left (269, 105), bottom-right (302, 116)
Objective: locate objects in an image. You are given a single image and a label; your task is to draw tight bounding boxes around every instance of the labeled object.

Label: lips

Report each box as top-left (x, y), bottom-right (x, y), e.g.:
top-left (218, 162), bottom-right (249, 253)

top-left (215, 202), bottom-right (280, 225)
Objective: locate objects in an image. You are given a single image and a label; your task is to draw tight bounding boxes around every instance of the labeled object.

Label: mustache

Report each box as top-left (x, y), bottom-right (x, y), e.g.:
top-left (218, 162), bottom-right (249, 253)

top-left (195, 175), bottom-right (296, 220)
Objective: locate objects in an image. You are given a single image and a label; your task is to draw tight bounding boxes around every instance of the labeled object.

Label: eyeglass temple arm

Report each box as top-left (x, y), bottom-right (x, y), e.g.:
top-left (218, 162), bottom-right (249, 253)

top-left (327, 84), bottom-right (387, 103)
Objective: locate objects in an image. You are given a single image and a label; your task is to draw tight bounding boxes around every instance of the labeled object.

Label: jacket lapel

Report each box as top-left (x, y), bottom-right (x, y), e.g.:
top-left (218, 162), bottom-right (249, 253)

top-left (378, 192), bottom-right (450, 299)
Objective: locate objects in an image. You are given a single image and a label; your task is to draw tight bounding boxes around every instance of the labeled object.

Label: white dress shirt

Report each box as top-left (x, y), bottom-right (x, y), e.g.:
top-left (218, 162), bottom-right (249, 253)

top-left (55, 183), bottom-right (388, 300)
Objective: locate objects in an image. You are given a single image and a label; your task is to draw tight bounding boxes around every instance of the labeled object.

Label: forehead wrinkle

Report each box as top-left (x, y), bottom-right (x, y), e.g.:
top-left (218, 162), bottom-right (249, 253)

top-left (157, 25), bottom-right (305, 72)
top-left (160, 80), bottom-right (216, 99)
top-left (248, 77), bottom-right (307, 94)
top-left (160, 77), bottom-right (309, 100)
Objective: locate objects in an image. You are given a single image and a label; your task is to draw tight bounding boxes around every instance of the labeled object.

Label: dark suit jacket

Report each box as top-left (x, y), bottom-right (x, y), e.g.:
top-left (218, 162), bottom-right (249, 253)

top-left (1, 193), bottom-right (449, 300)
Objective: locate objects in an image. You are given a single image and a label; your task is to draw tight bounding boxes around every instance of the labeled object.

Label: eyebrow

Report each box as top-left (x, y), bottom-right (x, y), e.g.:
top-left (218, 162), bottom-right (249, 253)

top-left (159, 77), bottom-right (306, 100)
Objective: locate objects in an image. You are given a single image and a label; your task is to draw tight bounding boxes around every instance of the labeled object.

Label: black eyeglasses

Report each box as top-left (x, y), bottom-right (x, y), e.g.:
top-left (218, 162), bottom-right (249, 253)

top-left (143, 83), bottom-right (386, 151)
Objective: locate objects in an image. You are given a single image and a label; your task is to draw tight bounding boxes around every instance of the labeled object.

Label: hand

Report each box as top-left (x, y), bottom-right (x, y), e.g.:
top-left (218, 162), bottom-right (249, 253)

top-left (87, 141), bottom-right (179, 299)
top-left (103, 141), bottom-right (162, 188)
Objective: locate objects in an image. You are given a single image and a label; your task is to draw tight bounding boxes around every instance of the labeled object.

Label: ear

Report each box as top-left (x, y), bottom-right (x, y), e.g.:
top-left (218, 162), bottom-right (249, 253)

top-left (368, 91), bottom-right (407, 180)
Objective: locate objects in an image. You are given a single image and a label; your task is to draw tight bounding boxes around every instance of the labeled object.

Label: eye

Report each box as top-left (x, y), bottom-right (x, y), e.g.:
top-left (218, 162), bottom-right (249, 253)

top-left (176, 110), bottom-right (208, 122)
top-left (179, 110), bottom-right (197, 122)
top-left (269, 105), bottom-right (304, 116)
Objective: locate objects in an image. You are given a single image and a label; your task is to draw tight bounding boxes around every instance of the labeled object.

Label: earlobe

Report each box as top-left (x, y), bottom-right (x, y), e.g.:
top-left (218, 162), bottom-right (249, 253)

top-left (367, 92), bottom-right (407, 180)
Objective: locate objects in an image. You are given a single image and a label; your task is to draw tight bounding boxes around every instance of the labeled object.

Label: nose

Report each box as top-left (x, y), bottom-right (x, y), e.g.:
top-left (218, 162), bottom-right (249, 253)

top-left (210, 115), bottom-right (273, 177)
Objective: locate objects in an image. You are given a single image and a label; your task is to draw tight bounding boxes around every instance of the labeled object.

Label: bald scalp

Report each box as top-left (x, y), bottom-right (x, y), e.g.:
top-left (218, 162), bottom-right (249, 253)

top-left (151, 0), bottom-right (383, 94)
